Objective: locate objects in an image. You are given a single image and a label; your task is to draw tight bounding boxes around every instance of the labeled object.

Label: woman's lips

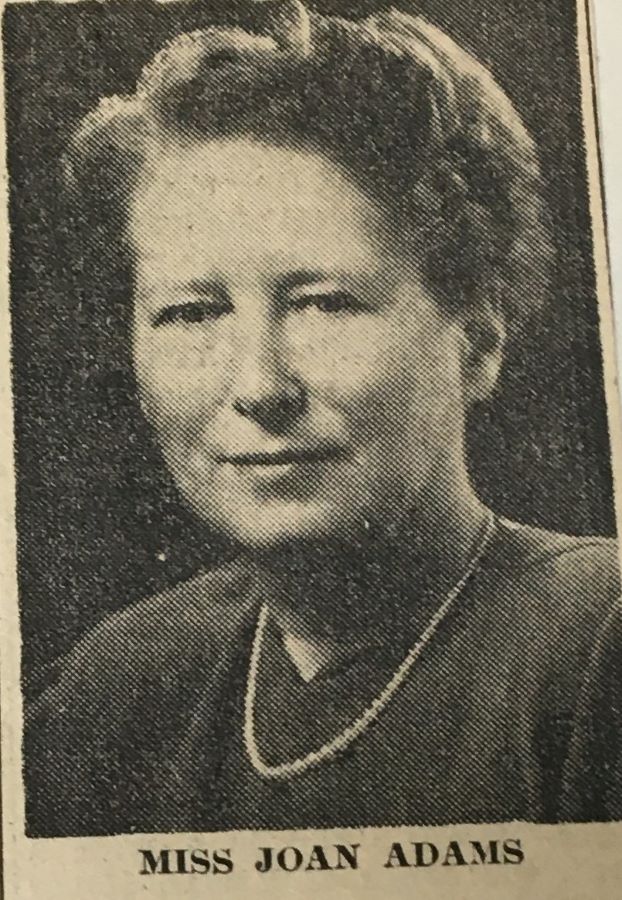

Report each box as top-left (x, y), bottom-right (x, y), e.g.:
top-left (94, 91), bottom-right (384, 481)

top-left (216, 445), bottom-right (348, 467)
top-left (203, 444), bottom-right (352, 497)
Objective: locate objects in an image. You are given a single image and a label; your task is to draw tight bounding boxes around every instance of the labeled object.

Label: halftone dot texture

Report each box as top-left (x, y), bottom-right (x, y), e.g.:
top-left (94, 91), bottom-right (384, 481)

top-left (65, 0), bottom-right (552, 337)
top-left (9, 0), bottom-right (621, 837)
top-left (25, 521), bottom-right (621, 835)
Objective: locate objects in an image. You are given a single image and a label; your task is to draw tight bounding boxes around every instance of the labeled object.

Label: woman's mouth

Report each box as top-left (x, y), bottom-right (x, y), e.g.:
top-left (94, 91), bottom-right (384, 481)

top-left (217, 445), bottom-right (349, 468)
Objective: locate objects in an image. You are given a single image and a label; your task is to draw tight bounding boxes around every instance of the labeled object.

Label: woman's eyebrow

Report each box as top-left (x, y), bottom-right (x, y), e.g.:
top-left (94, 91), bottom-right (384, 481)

top-left (136, 277), bottom-right (228, 301)
top-left (275, 270), bottom-right (342, 293)
top-left (182, 277), bottom-right (229, 297)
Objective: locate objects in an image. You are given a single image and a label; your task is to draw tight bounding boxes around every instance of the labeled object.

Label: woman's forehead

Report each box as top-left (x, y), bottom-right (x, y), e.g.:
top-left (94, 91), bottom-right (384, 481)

top-left (133, 137), bottom-right (374, 215)
top-left (129, 137), bottom-right (393, 274)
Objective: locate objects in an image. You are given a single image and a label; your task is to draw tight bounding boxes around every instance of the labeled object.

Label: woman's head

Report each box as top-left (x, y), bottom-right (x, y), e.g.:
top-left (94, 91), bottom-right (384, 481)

top-left (66, 1), bottom-right (552, 550)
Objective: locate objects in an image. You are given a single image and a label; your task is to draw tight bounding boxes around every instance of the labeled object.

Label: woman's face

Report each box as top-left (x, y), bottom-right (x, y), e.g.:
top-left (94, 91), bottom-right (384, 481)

top-left (130, 138), bottom-right (475, 550)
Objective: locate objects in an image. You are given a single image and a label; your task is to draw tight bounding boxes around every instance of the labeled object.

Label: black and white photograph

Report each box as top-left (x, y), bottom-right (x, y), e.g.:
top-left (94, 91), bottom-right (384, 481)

top-left (3, 0), bottom-right (621, 843)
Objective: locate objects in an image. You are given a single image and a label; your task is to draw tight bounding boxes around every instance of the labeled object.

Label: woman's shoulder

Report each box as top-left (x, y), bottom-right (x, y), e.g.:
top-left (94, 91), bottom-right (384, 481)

top-left (28, 556), bottom-right (259, 714)
top-left (486, 517), bottom-right (620, 670)
top-left (24, 557), bottom-right (262, 837)
top-left (493, 517), bottom-right (620, 600)
top-left (101, 555), bottom-right (258, 647)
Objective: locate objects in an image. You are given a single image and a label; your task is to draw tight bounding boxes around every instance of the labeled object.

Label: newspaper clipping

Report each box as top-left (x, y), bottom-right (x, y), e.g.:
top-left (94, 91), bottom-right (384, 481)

top-left (1, 0), bottom-right (620, 897)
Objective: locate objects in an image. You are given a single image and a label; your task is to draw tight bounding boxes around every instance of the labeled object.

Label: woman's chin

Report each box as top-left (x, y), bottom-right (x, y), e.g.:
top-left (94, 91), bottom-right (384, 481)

top-left (204, 501), bottom-right (359, 555)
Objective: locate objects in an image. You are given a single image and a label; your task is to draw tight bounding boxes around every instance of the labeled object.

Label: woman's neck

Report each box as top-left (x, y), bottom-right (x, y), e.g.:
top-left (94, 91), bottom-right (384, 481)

top-left (250, 479), bottom-right (490, 644)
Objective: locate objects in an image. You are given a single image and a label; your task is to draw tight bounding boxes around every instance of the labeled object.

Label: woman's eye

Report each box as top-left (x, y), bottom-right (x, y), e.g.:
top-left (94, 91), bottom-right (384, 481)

top-left (152, 300), bottom-right (231, 327)
top-left (290, 291), bottom-right (363, 315)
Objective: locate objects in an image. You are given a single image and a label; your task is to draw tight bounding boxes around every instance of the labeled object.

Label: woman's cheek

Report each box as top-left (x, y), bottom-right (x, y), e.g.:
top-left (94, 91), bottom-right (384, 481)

top-left (327, 320), bottom-right (459, 442)
top-left (134, 332), bottom-right (221, 433)
top-left (294, 316), bottom-right (390, 393)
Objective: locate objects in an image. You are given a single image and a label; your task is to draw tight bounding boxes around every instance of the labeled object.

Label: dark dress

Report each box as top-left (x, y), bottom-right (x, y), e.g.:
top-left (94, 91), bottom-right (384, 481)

top-left (24, 519), bottom-right (622, 837)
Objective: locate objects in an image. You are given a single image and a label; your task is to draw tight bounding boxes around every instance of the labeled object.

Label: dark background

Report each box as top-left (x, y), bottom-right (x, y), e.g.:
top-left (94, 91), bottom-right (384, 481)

top-left (4, 0), bottom-right (615, 682)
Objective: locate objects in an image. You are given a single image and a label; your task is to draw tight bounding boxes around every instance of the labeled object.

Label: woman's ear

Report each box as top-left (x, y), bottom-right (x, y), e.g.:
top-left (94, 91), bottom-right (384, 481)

top-left (461, 305), bottom-right (506, 403)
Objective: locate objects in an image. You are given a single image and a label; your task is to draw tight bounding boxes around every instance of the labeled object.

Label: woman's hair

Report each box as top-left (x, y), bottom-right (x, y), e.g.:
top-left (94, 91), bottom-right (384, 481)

top-left (65, 0), bottom-right (552, 336)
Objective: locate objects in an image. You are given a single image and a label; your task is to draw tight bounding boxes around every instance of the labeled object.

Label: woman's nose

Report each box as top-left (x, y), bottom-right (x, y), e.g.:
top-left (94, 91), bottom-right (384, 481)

top-left (233, 379), bottom-right (307, 433)
top-left (231, 331), bottom-right (308, 434)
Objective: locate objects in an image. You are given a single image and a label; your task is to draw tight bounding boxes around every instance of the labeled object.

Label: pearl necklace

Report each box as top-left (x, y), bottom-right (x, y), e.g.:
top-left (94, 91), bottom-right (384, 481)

top-left (244, 512), bottom-right (497, 780)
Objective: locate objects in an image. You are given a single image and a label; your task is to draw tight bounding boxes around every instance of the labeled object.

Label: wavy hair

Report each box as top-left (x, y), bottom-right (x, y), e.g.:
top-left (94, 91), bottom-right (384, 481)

top-left (65, 0), bottom-right (552, 337)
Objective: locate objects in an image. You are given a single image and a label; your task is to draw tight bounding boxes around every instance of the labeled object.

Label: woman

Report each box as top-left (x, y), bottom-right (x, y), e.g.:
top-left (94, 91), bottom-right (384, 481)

top-left (25, 0), bottom-right (621, 837)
